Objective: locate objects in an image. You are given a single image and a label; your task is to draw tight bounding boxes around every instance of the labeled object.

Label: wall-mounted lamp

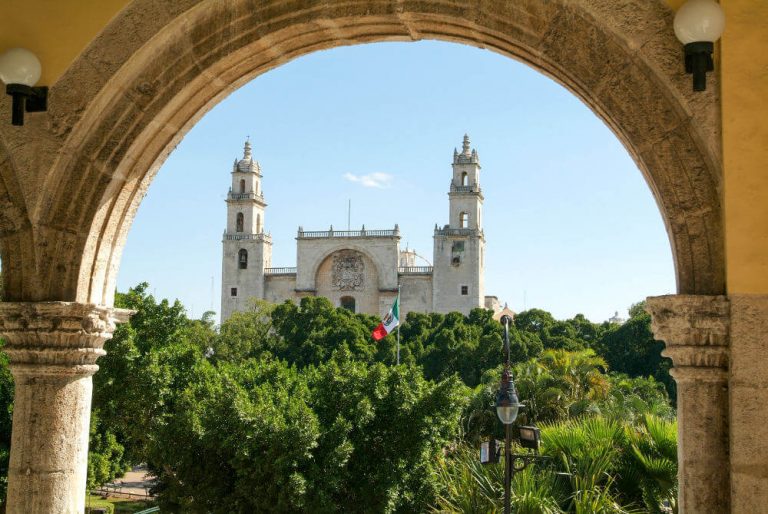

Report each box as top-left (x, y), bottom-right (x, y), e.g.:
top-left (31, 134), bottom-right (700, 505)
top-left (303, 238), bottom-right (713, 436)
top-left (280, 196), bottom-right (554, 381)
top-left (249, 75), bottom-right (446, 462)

top-left (674, 0), bottom-right (725, 92)
top-left (0, 48), bottom-right (47, 126)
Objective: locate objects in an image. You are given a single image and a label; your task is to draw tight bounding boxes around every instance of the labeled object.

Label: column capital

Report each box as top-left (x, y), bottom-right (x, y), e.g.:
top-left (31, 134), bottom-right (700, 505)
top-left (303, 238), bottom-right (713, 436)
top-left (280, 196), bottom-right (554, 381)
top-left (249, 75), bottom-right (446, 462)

top-left (646, 294), bottom-right (729, 381)
top-left (0, 302), bottom-right (133, 377)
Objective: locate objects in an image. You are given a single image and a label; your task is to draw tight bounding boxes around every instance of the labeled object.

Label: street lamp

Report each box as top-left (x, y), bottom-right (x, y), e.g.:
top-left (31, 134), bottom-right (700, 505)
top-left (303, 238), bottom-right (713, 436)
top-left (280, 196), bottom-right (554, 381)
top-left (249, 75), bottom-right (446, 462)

top-left (496, 315), bottom-right (524, 514)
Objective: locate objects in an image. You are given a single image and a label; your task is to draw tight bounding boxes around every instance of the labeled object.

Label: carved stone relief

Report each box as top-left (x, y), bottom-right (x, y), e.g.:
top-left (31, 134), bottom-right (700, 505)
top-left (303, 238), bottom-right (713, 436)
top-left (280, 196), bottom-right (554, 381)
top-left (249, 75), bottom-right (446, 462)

top-left (331, 251), bottom-right (365, 291)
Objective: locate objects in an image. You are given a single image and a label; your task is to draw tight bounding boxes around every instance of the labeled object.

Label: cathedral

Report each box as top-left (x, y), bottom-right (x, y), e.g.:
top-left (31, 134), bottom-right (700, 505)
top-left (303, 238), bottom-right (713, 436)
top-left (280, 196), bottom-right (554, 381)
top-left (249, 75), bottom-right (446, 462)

top-left (221, 135), bottom-right (499, 321)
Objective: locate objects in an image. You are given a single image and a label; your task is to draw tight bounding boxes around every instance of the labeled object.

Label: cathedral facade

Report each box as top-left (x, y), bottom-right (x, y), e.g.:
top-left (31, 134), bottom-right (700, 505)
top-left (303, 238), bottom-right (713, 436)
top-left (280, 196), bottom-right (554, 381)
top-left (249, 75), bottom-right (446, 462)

top-left (221, 136), bottom-right (499, 321)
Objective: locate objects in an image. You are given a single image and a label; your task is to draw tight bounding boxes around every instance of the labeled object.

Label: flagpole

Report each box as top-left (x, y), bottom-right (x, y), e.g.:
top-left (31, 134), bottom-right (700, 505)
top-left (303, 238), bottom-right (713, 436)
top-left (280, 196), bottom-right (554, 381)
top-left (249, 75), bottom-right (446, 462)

top-left (396, 284), bottom-right (401, 365)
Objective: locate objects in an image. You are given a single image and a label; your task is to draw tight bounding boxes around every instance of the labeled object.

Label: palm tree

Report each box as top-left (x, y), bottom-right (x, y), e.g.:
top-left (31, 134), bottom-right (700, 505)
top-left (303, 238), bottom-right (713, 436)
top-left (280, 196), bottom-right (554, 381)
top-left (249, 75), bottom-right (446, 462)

top-left (624, 415), bottom-right (678, 513)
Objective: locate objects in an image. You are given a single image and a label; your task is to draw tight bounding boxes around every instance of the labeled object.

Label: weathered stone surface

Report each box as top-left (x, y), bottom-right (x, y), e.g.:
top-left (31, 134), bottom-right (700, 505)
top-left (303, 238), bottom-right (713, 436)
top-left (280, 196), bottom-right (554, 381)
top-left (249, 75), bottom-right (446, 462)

top-left (647, 294), bottom-right (730, 514)
top-left (728, 294), bottom-right (768, 514)
top-left (0, 303), bottom-right (131, 514)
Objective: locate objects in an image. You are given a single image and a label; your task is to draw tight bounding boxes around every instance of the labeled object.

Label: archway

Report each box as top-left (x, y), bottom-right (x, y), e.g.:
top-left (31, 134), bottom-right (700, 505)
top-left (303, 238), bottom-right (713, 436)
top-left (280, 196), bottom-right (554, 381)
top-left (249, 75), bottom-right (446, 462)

top-left (0, 1), bottom-right (727, 512)
top-left (0, 0), bottom-right (723, 306)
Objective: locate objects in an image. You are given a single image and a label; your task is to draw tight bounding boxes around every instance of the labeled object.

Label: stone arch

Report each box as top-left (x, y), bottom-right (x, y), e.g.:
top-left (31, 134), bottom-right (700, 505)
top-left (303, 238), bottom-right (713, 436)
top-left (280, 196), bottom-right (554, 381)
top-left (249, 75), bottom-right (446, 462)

top-left (315, 249), bottom-right (381, 315)
top-left (307, 244), bottom-right (389, 291)
top-left (0, 0), bottom-right (724, 305)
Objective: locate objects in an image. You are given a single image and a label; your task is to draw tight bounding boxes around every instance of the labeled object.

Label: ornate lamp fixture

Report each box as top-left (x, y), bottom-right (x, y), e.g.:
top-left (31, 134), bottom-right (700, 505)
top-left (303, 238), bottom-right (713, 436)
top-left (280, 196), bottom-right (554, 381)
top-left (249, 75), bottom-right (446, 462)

top-left (0, 48), bottom-right (47, 126)
top-left (674, 0), bottom-right (725, 92)
top-left (495, 367), bottom-right (522, 425)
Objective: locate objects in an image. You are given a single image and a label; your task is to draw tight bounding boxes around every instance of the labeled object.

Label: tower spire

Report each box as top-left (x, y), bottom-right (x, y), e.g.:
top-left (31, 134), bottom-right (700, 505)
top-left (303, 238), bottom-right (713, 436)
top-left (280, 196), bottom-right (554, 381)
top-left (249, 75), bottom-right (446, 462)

top-left (243, 137), bottom-right (252, 160)
top-left (462, 134), bottom-right (471, 156)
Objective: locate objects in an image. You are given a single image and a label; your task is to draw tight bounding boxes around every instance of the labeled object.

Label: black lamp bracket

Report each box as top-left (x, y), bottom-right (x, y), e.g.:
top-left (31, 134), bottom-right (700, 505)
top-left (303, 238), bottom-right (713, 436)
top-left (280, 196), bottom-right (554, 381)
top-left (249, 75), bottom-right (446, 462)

top-left (5, 84), bottom-right (48, 126)
top-left (683, 41), bottom-right (714, 92)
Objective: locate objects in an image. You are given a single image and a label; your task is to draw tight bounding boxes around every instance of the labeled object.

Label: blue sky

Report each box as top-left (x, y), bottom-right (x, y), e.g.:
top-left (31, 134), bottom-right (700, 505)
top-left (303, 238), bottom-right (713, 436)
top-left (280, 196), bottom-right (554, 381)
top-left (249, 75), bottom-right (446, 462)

top-left (116, 41), bottom-right (675, 322)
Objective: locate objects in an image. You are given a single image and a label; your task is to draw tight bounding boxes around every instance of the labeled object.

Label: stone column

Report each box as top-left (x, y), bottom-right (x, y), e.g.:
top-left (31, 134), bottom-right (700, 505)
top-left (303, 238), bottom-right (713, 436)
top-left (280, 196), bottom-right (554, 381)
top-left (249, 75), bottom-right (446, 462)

top-left (646, 295), bottom-right (730, 514)
top-left (0, 302), bottom-right (131, 514)
top-left (728, 294), bottom-right (768, 514)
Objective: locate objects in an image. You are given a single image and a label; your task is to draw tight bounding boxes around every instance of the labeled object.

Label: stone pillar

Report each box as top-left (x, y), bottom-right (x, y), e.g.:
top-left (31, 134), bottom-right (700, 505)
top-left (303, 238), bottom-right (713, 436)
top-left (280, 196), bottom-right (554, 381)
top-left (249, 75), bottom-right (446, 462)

top-left (728, 294), bottom-right (768, 514)
top-left (0, 303), bottom-right (131, 514)
top-left (646, 295), bottom-right (730, 514)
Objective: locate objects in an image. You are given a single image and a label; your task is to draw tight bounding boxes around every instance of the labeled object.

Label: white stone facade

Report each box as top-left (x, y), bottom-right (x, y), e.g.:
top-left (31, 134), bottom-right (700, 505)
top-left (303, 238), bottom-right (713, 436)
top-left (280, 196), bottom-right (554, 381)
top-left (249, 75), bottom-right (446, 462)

top-left (221, 136), bottom-right (494, 320)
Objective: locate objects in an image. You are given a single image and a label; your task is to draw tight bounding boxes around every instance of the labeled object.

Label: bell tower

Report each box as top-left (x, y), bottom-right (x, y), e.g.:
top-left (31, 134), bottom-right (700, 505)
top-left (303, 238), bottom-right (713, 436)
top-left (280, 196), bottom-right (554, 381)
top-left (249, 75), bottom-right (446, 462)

top-left (432, 134), bottom-right (485, 314)
top-left (221, 139), bottom-right (272, 320)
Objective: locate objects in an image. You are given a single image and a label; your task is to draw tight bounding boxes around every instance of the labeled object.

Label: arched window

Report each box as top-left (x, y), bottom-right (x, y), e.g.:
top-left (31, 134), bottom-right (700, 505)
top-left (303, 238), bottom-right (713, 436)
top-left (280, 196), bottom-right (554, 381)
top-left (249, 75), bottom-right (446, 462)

top-left (460, 212), bottom-right (469, 228)
top-left (340, 296), bottom-right (356, 312)
top-left (238, 249), bottom-right (248, 269)
top-left (236, 212), bottom-right (244, 232)
top-left (239, 179), bottom-right (246, 193)
top-left (461, 172), bottom-right (468, 186)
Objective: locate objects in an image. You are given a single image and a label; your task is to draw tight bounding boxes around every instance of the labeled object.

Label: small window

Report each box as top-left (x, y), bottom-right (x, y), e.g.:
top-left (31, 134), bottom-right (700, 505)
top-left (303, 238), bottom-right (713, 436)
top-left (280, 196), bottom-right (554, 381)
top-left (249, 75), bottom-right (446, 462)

top-left (461, 285), bottom-right (468, 296)
top-left (236, 212), bottom-right (244, 232)
top-left (452, 256), bottom-right (461, 266)
top-left (238, 249), bottom-right (248, 269)
top-left (460, 212), bottom-right (469, 228)
top-left (239, 179), bottom-right (246, 193)
top-left (256, 214), bottom-right (261, 233)
top-left (340, 296), bottom-right (356, 312)
top-left (231, 287), bottom-right (238, 297)
top-left (461, 172), bottom-right (468, 186)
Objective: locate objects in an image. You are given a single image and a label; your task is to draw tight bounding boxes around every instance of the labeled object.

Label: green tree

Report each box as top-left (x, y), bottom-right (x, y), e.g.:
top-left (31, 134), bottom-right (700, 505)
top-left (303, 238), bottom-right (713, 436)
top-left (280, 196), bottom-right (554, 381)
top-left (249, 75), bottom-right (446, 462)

top-left (269, 297), bottom-right (378, 367)
top-left (148, 358), bottom-right (318, 513)
top-left (595, 309), bottom-right (674, 400)
top-left (86, 410), bottom-right (128, 491)
top-left (213, 300), bottom-right (276, 362)
top-left (304, 351), bottom-right (469, 513)
top-left (92, 283), bottom-right (210, 463)
top-left (0, 348), bottom-right (13, 504)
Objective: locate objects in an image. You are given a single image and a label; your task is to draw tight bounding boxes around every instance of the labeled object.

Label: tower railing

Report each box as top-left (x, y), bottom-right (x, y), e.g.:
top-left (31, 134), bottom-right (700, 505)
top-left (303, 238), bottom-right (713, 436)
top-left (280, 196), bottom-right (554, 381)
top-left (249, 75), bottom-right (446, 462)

top-left (434, 227), bottom-right (483, 237)
top-left (398, 266), bottom-right (434, 274)
top-left (227, 191), bottom-right (264, 200)
top-left (450, 183), bottom-right (481, 193)
top-left (264, 267), bottom-right (297, 275)
top-left (223, 232), bottom-right (272, 242)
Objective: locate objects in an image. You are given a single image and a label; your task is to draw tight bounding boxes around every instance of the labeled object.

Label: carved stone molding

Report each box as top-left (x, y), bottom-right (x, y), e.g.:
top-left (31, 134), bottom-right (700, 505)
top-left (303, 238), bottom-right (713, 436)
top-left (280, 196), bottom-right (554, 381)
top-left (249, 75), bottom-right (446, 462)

top-left (646, 294), bottom-right (729, 381)
top-left (0, 302), bottom-right (133, 377)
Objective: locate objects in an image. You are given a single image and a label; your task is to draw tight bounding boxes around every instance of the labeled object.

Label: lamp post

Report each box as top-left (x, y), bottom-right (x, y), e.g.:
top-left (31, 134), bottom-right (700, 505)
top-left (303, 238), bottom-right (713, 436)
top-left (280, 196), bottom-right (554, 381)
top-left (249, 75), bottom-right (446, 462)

top-left (496, 315), bottom-right (523, 514)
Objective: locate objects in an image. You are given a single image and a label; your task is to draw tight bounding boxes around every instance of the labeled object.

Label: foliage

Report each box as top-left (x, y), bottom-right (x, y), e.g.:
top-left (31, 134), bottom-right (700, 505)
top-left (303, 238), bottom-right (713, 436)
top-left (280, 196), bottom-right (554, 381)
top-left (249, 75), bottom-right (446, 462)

top-left (622, 415), bottom-right (678, 513)
top-left (93, 282), bottom-right (213, 463)
top-left (148, 358), bottom-right (317, 513)
top-left (594, 309), bottom-right (675, 400)
top-left (0, 282), bottom-right (677, 512)
top-left (436, 415), bottom-right (675, 514)
top-left (0, 349), bottom-right (12, 504)
top-left (598, 375), bottom-right (675, 423)
top-left (304, 352), bottom-right (468, 512)
top-left (86, 495), bottom-right (155, 514)
top-left (87, 410), bottom-right (128, 490)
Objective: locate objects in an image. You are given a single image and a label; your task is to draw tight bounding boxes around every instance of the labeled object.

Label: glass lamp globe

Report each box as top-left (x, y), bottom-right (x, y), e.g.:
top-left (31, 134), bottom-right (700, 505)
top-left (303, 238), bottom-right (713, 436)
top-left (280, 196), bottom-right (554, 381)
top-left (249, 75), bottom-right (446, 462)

top-left (674, 0), bottom-right (725, 45)
top-left (0, 48), bottom-right (42, 87)
top-left (496, 403), bottom-right (519, 425)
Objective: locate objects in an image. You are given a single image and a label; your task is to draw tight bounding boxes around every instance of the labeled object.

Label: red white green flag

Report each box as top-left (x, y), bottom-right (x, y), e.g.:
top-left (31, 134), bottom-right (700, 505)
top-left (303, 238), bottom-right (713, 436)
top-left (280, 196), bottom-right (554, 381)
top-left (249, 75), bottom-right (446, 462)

top-left (372, 295), bottom-right (400, 341)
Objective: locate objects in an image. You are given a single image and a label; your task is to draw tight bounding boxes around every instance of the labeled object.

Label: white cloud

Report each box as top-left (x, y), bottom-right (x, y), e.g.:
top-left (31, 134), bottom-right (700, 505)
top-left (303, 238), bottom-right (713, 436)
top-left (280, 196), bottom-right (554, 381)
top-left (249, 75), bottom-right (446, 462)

top-left (343, 172), bottom-right (393, 189)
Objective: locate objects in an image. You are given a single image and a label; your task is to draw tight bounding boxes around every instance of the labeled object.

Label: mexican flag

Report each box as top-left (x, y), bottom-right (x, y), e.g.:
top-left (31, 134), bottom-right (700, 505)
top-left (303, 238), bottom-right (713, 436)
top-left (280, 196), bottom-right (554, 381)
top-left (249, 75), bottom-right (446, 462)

top-left (372, 295), bottom-right (400, 341)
